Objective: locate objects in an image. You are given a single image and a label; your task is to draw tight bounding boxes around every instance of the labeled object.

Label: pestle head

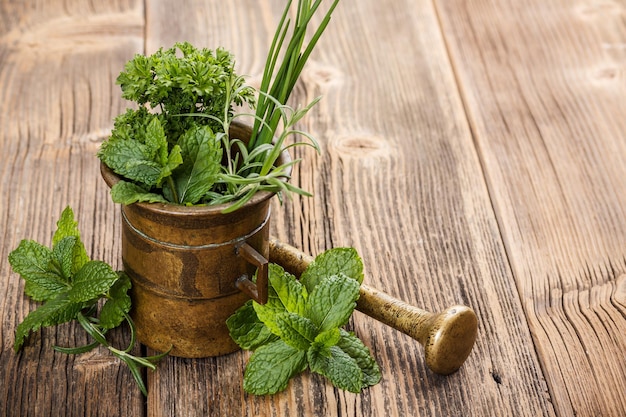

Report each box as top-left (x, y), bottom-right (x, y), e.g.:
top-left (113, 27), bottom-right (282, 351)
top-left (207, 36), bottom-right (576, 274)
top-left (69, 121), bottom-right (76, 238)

top-left (423, 305), bottom-right (478, 375)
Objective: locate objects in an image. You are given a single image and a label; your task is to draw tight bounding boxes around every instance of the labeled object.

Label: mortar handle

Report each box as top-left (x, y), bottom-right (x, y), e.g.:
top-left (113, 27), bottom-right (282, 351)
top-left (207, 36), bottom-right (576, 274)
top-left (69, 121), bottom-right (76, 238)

top-left (235, 242), bottom-right (269, 304)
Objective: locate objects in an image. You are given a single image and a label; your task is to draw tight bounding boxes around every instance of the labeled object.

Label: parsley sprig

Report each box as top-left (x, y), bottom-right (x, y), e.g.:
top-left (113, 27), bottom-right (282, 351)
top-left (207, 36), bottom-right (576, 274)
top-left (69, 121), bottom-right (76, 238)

top-left (8, 207), bottom-right (167, 396)
top-left (227, 247), bottom-right (381, 395)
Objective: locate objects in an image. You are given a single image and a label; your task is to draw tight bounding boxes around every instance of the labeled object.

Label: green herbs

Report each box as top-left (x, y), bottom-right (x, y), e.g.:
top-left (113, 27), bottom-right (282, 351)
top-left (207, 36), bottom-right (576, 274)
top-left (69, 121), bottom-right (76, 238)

top-left (97, 41), bottom-right (320, 211)
top-left (8, 207), bottom-right (166, 396)
top-left (116, 42), bottom-right (254, 139)
top-left (249, 0), bottom-right (340, 152)
top-left (227, 247), bottom-right (381, 395)
top-left (98, 0), bottom-right (342, 211)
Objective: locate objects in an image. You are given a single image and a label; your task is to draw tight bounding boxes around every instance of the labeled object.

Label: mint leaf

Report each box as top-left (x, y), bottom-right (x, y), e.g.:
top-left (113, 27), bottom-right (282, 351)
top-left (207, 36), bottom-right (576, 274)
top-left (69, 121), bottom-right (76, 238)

top-left (300, 247), bottom-right (364, 293)
top-left (8, 240), bottom-right (67, 301)
top-left (313, 328), bottom-right (341, 349)
top-left (145, 117), bottom-right (169, 166)
top-left (99, 272), bottom-right (132, 330)
top-left (305, 274), bottom-right (360, 332)
top-left (145, 118), bottom-right (183, 185)
top-left (14, 293), bottom-right (83, 351)
top-left (110, 181), bottom-right (169, 205)
top-left (52, 206), bottom-right (89, 275)
top-left (98, 137), bottom-right (163, 186)
top-left (52, 207), bottom-right (80, 244)
top-left (163, 145), bottom-right (183, 183)
top-left (338, 329), bottom-right (381, 388)
top-left (253, 264), bottom-right (308, 335)
top-left (308, 345), bottom-right (363, 393)
top-left (226, 300), bottom-right (278, 350)
top-left (67, 261), bottom-right (119, 303)
top-left (230, 248), bottom-right (380, 395)
top-left (243, 339), bottom-right (308, 395)
top-left (274, 312), bottom-right (317, 350)
top-left (52, 236), bottom-right (79, 280)
top-left (10, 206), bottom-right (165, 395)
top-left (174, 125), bottom-right (222, 204)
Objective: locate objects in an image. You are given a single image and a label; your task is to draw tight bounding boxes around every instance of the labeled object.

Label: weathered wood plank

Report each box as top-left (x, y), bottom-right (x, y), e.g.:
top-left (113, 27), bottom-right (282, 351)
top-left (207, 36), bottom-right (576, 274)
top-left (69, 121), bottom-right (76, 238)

top-left (436, 0), bottom-right (626, 415)
top-left (0, 1), bottom-right (146, 416)
top-left (144, 1), bottom-right (554, 416)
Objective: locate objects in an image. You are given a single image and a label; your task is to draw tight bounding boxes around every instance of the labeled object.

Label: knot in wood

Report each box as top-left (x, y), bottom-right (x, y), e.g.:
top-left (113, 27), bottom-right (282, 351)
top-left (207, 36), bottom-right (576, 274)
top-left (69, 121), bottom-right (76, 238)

top-left (331, 135), bottom-right (391, 159)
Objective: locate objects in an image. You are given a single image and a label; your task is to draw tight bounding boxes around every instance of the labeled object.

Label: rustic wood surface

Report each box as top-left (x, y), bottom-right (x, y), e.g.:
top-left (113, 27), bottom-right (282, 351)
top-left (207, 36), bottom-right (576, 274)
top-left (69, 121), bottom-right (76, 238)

top-left (0, 0), bottom-right (623, 416)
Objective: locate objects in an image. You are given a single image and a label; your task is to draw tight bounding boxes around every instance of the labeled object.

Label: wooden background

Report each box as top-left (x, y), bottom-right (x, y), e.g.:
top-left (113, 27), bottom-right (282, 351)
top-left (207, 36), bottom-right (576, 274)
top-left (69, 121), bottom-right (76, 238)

top-left (1, 0), bottom-right (624, 416)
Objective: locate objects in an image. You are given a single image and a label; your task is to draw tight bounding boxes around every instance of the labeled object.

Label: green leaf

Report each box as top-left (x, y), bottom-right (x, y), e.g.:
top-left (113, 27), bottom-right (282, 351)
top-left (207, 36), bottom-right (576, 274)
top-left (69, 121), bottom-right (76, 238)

top-left (337, 329), bottom-right (381, 388)
top-left (145, 118), bottom-right (183, 185)
top-left (14, 293), bottom-right (83, 351)
top-left (308, 345), bottom-right (363, 393)
top-left (300, 247), bottom-right (363, 293)
top-left (99, 272), bottom-right (132, 329)
top-left (226, 300), bottom-right (278, 350)
top-left (145, 117), bottom-right (168, 165)
top-left (110, 181), bottom-right (170, 205)
top-left (98, 137), bottom-right (163, 186)
top-left (274, 312), bottom-right (318, 350)
top-left (52, 207), bottom-right (79, 244)
top-left (8, 240), bottom-right (67, 301)
top-left (163, 145), bottom-right (183, 182)
top-left (313, 327), bottom-right (341, 349)
top-left (67, 261), bottom-right (119, 303)
top-left (243, 339), bottom-right (308, 395)
top-left (174, 125), bottom-right (222, 204)
top-left (305, 274), bottom-right (360, 332)
top-left (52, 206), bottom-right (89, 274)
top-left (253, 264), bottom-right (308, 335)
top-left (52, 236), bottom-right (79, 280)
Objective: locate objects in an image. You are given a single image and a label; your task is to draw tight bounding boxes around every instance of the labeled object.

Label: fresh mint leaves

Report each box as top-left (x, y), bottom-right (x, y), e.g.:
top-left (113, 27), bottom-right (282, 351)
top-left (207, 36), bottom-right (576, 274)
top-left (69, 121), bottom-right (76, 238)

top-left (8, 206), bottom-right (166, 395)
top-left (227, 248), bottom-right (381, 395)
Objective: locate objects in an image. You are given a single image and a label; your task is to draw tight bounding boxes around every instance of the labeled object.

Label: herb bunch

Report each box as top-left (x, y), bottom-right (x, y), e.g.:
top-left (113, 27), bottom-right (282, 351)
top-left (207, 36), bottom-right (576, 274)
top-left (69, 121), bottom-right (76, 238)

top-left (97, 0), bottom-right (342, 211)
top-left (97, 40), bottom-right (322, 211)
top-left (8, 207), bottom-right (166, 395)
top-left (227, 247), bottom-right (381, 395)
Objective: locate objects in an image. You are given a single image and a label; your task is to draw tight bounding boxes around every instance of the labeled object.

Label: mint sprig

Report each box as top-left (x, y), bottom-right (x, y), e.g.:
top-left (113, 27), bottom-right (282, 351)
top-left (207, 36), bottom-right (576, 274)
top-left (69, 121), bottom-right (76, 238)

top-left (227, 248), bottom-right (381, 395)
top-left (8, 206), bottom-right (166, 395)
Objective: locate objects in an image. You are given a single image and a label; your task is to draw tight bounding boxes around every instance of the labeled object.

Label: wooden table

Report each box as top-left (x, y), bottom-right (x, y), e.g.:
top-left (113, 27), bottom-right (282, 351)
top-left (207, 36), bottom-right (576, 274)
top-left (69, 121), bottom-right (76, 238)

top-left (1, 1), bottom-right (625, 416)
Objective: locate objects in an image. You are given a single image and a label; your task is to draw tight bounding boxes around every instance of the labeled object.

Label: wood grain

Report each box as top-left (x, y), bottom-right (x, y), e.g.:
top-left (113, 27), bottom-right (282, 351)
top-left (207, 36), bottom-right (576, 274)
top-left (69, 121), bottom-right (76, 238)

top-left (436, 0), bottom-right (626, 415)
top-left (144, 1), bottom-right (553, 416)
top-left (0, 1), bottom-right (146, 416)
top-left (3, 0), bottom-right (621, 415)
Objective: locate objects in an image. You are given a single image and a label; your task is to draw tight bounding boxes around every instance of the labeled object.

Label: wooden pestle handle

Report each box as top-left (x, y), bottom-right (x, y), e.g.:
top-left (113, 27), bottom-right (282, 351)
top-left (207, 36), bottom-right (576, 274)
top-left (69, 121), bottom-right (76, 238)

top-left (268, 237), bottom-right (478, 375)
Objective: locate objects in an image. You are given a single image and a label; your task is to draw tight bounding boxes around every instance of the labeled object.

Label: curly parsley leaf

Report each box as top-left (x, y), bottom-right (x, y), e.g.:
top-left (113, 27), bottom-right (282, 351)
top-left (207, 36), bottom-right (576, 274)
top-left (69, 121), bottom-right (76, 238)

top-left (227, 246), bottom-right (380, 395)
